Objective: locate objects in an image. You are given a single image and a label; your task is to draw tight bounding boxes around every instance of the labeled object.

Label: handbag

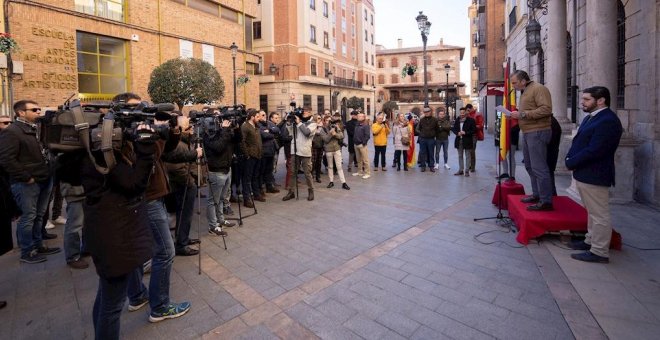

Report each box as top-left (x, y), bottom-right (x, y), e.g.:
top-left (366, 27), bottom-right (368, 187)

top-left (398, 125), bottom-right (410, 146)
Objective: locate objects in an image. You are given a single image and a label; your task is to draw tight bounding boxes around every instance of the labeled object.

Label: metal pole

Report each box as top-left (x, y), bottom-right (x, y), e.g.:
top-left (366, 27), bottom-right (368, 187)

top-left (445, 73), bottom-right (449, 118)
top-left (232, 55), bottom-right (237, 106)
top-left (329, 78), bottom-right (332, 112)
top-left (422, 33), bottom-right (429, 107)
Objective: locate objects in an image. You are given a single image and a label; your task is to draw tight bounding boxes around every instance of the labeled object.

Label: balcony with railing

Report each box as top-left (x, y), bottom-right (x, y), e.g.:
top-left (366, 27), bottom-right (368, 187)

top-left (333, 76), bottom-right (363, 89)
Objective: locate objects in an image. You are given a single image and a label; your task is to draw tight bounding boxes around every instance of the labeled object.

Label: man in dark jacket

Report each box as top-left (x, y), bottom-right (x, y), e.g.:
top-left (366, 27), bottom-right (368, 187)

top-left (452, 107), bottom-right (476, 177)
top-left (351, 112), bottom-right (371, 179)
top-left (258, 110), bottom-right (280, 193)
top-left (240, 109), bottom-right (263, 207)
top-left (204, 118), bottom-right (236, 235)
top-left (415, 107), bottom-right (439, 172)
top-left (565, 86), bottom-right (622, 263)
top-left (0, 100), bottom-right (60, 264)
top-left (163, 116), bottom-right (204, 256)
top-left (435, 108), bottom-right (452, 170)
top-left (345, 111), bottom-right (359, 172)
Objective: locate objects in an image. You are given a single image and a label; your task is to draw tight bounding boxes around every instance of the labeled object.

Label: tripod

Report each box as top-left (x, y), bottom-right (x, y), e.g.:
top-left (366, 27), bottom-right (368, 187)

top-left (226, 155), bottom-right (258, 225)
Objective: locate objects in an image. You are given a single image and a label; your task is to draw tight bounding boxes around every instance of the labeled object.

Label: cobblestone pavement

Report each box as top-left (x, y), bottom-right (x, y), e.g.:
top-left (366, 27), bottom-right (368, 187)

top-left (1, 136), bottom-right (658, 339)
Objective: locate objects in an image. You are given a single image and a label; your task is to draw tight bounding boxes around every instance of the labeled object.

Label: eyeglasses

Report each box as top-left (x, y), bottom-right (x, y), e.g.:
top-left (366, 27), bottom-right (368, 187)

top-left (24, 108), bottom-right (42, 112)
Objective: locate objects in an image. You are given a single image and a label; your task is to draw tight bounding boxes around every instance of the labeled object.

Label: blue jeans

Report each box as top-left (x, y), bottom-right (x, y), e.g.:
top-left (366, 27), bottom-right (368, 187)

top-left (63, 199), bottom-right (83, 262)
top-left (173, 182), bottom-right (196, 250)
top-left (93, 272), bottom-right (130, 340)
top-left (435, 139), bottom-right (449, 164)
top-left (11, 180), bottom-right (52, 257)
top-left (207, 170), bottom-right (231, 228)
top-left (128, 199), bottom-right (174, 311)
top-left (419, 137), bottom-right (436, 168)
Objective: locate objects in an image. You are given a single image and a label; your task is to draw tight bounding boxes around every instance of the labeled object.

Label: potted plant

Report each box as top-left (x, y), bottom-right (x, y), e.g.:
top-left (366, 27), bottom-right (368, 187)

top-left (401, 63), bottom-right (417, 77)
top-left (0, 33), bottom-right (19, 54)
top-left (237, 74), bottom-right (250, 86)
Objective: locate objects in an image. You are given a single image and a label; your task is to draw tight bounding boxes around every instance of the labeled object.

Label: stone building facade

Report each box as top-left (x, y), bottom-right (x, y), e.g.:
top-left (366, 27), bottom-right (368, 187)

top-left (504, 0), bottom-right (660, 206)
top-left (375, 39), bottom-right (465, 117)
top-left (1, 0), bottom-right (260, 114)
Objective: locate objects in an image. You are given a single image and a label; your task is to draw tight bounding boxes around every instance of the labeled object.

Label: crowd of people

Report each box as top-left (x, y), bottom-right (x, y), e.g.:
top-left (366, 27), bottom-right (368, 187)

top-left (0, 72), bottom-right (624, 337)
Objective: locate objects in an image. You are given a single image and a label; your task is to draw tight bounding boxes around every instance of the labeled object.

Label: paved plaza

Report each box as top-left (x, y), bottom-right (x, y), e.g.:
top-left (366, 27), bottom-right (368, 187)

top-left (1, 136), bottom-right (659, 339)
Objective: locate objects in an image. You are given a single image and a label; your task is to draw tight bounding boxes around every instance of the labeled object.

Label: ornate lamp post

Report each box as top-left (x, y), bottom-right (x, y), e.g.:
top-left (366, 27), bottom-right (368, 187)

top-left (230, 42), bottom-right (238, 105)
top-left (444, 63), bottom-right (451, 117)
top-left (372, 84), bottom-right (376, 118)
top-left (526, 0), bottom-right (548, 55)
top-left (327, 70), bottom-right (333, 112)
top-left (416, 11), bottom-right (432, 108)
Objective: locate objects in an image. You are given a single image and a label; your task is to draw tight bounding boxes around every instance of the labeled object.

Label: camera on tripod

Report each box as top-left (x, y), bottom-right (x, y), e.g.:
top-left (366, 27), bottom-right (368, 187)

top-left (189, 104), bottom-right (247, 134)
top-left (286, 101), bottom-right (305, 124)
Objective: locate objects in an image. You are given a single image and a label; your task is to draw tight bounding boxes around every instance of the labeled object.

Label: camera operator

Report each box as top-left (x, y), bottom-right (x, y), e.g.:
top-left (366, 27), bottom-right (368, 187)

top-left (81, 119), bottom-right (157, 339)
top-left (204, 116), bottom-right (236, 235)
top-left (278, 113), bottom-right (294, 189)
top-left (282, 107), bottom-right (317, 201)
top-left (345, 111), bottom-right (359, 172)
top-left (240, 109), bottom-right (264, 207)
top-left (162, 115), bottom-right (204, 256)
top-left (111, 93), bottom-right (192, 324)
top-left (320, 115), bottom-right (350, 190)
top-left (0, 100), bottom-right (60, 264)
top-left (258, 110), bottom-right (280, 194)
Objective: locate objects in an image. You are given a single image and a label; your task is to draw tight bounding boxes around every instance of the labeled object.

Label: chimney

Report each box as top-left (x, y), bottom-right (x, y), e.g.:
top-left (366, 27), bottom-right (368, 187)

top-left (397, 38), bottom-right (403, 48)
top-left (440, 38), bottom-right (444, 46)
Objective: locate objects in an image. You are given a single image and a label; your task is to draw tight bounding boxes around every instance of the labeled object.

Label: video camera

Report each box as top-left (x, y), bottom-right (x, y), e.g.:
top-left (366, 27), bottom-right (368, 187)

top-left (286, 101), bottom-right (305, 124)
top-left (189, 104), bottom-right (247, 134)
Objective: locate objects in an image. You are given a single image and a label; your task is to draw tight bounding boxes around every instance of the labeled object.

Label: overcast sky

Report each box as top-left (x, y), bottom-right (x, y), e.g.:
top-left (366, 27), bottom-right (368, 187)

top-left (373, 0), bottom-right (471, 84)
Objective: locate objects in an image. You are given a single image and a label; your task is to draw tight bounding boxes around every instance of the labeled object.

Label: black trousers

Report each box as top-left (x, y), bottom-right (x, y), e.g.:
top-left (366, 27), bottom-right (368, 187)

top-left (373, 146), bottom-right (387, 167)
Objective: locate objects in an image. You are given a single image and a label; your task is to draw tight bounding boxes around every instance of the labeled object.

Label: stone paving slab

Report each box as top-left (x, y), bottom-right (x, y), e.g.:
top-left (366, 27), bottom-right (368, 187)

top-left (3, 135), bottom-right (656, 339)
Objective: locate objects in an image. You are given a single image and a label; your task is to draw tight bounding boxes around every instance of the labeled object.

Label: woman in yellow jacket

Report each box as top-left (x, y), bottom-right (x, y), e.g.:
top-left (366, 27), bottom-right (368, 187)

top-left (371, 113), bottom-right (391, 171)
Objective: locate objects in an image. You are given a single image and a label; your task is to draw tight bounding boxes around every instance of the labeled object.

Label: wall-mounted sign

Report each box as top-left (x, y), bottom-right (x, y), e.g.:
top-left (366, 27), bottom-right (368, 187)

top-left (179, 39), bottom-right (193, 58)
top-left (202, 44), bottom-right (214, 65)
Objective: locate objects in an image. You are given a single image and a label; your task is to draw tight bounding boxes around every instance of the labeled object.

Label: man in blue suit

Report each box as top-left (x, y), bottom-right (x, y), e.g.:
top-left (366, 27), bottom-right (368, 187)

top-left (565, 86), bottom-right (622, 263)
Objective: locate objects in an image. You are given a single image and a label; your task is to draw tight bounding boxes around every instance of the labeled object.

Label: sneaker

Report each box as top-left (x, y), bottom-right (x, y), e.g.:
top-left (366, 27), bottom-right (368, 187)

top-left (51, 216), bottom-right (67, 225)
top-left (568, 240), bottom-right (590, 251)
top-left (342, 183), bottom-right (350, 190)
top-left (67, 258), bottom-right (89, 269)
top-left (571, 251), bottom-right (609, 263)
top-left (444, 163), bottom-right (450, 170)
top-left (209, 226), bottom-right (228, 236)
top-left (128, 297), bottom-right (149, 312)
top-left (220, 220), bottom-right (236, 228)
top-left (149, 302), bottom-right (191, 323)
top-left (352, 172), bottom-right (362, 177)
top-left (36, 246), bottom-right (61, 256)
top-left (362, 174), bottom-right (371, 179)
top-left (45, 220), bottom-right (56, 230)
top-left (434, 163), bottom-right (439, 170)
top-left (20, 250), bottom-right (46, 264)
top-left (381, 167), bottom-right (387, 171)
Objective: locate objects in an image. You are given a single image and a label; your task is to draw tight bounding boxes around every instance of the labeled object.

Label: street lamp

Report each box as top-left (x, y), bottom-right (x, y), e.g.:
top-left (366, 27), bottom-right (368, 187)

top-left (444, 63), bottom-right (451, 118)
top-left (526, 0), bottom-right (548, 55)
top-left (372, 84), bottom-right (376, 119)
top-left (327, 70), bottom-right (333, 112)
top-left (416, 11), bottom-right (432, 108)
top-left (230, 42), bottom-right (238, 106)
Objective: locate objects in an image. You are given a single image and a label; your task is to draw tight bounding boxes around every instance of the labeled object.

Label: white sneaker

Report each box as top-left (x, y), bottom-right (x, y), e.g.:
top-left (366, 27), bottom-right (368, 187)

top-left (362, 174), bottom-right (371, 179)
top-left (51, 216), bottom-right (67, 225)
top-left (444, 163), bottom-right (451, 170)
top-left (434, 163), bottom-right (439, 170)
top-left (45, 220), bottom-right (56, 230)
top-left (352, 172), bottom-right (362, 177)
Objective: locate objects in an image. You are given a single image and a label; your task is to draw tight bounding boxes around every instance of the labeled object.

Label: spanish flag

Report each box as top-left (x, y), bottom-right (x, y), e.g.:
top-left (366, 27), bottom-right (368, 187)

top-left (500, 59), bottom-right (518, 161)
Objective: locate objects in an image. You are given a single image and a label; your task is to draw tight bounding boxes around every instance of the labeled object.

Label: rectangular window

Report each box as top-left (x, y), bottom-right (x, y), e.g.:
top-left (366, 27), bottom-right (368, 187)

top-left (77, 31), bottom-right (128, 98)
top-left (371, 54), bottom-right (374, 66)
top-left (365, 52), bottom-right (368, 62)
top-left (365, 74), bottom-right (369, 85)
top-left (244, 16), bottom-right (253, 51)
top-left (311, 58), bottom-right (317, 76)
top-left (371, 33), bottom-right (374, 45)
top-left (253, 21), bottom-right (262, 39)
top-left (324, 62), bottom-right (329, 76)
top-left (75, 0), bottom-right (124, 21)
top-left (365, 29), bottom-right (368, 41)
top-left (189, 0), bottom-right (220, 16)
top-left (221, 6), bottom-right (239, 22)
top-left (371, 14), bottom-right (373, 25)
top-left (310, 0), bottom-right (315, 10)
top-left (323, 1), bottom-right (328, 17)
top-left (341, 0), bottom-right (346, 8)
top-left (260, 95), bottom-right (268, 113)
top-left (364, 9), bottom-right (368, 20)
top-left (391, 74), bottom-right (398, 83)
top-left (342, 43), bottom-right (346, 56)
top-left (310, 25), bottom-right (317, 43)
top-left (341, 18), bottom-right (346, 32)
top-left (317, 96), bottom-right (325, 113)
top-left (303, 95), bottom-right (312, 110)
top-left (246, 62), bottom-right (259, 75)
top-left (377, 59), bottom-right (384, 68)
top-left (323, 31), bottom-right (329, 48)
top-left (508, 6), bottom-right (518, 32)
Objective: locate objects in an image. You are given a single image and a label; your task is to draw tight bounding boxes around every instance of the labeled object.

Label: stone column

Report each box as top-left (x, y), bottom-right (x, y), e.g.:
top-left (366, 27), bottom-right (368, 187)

top-left (547, 0), bottom-right (568, 123)
top-left (585, 0), bottom-right (618, 107)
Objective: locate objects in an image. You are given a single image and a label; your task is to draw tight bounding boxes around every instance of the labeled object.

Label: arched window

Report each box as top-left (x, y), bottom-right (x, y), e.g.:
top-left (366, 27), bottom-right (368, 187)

top-left (617, 0), bottom-right (625, 109)
top-left (391, 58), bottom-right (398, 68)
top-left (538, 48), bottom-right (545, 85)
top-left (378, 74), bottom-right (385, 84)
top-left (567, 32), bottom-right (572, 108)
top-left (390, 74), bottom-right (399, 83)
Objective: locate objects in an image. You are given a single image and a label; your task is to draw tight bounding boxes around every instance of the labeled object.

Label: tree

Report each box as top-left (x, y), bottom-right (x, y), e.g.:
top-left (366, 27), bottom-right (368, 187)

top-left (382, 100), bottom-right (399, 119)
top-left (148, 58), bottom-right (225, 111)
top-left (346, 96), bottom-right (364, 110)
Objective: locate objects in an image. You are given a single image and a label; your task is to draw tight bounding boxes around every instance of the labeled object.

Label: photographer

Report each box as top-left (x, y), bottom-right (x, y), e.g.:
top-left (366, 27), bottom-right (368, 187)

top-left (162, 116), bottom-right (204, 256)
top-left (278, 113), bottom-right (294, 189)
top-left (81, 120), bottom-right (157, 339)
top-left (204, 116), bottom-right (236, 235)
top-left (320, 115), bottom-right (350, 190)
top-left (240, 109), bottom-right (264, 207)
top-left (258, 110), bottom-right (280, 194)
top-left (282, 107), bottom-right (317, 201)
top-left (312, 114), bottom-right (325, 183)
top-left (111, 93), bottom-right (191, 324)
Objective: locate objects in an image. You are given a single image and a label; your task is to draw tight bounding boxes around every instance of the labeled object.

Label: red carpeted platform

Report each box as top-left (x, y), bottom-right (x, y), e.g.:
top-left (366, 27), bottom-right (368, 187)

top-left (508, 195), bottom-right (588, 245)
top-left (491, 180), bottom-right (525, 210)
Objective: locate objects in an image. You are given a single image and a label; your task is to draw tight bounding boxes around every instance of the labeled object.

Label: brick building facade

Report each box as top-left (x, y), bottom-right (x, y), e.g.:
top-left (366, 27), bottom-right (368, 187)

top-left (1, 0), bottom-right (260, 114)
